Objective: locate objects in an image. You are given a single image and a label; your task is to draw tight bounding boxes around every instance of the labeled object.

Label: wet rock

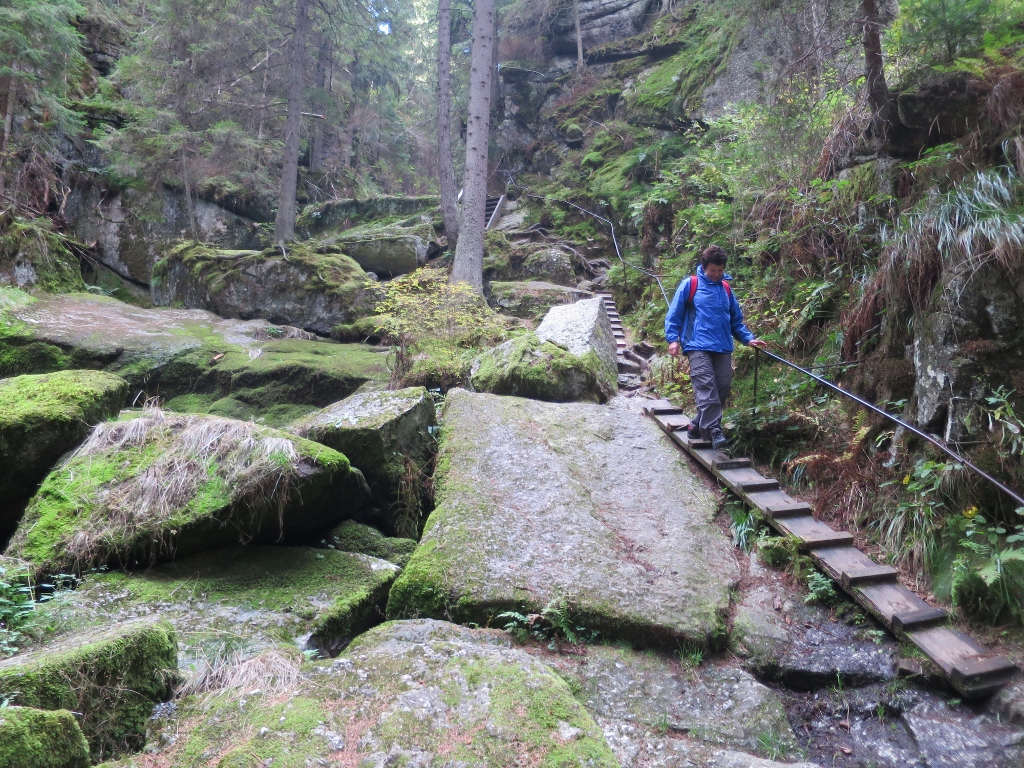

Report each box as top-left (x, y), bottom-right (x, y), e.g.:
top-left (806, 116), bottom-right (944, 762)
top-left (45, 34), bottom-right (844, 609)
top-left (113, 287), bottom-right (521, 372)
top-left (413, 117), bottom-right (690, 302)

top-left (537, 296), bottom-right (619, 395)
top-left (730, 583), bottom-right (793, 668)
top-left (320, 520), bottom-right (417, 567)
top-left (470, 332), bottom-right (615, 403)
top-left (0, 618), bottom-right (177, 760)
top-left (0, 370), bottom-right (127, 535)
top-left (290, 386), bottom-right (436, 537)
top-left (296, 196), bottom-right (439, 238)
top-left (387, 390), bottom-right (738, 648)
top-left (100, 619), bottom-right (618, 768)
top-left (992, 675), bottom-right (1024, 725)
top-left (543, 645), bottom-right (798, 756)
top-left (522, 247), bottom-right (577, 285)
top-left (0, 706), bottom-right (91, 768)
top-left (6, 410), bottom-right (370, 573)
top-left (0, 290), bottom-right (388, 425)
top-left (488, 279), bottom-right (593, 320)
top-left (42, 545), bottom-right (398, 661)
top-left (152, 242), bottom-right (378, 336)
top-left (902, 699), bottom-right (1024, 767)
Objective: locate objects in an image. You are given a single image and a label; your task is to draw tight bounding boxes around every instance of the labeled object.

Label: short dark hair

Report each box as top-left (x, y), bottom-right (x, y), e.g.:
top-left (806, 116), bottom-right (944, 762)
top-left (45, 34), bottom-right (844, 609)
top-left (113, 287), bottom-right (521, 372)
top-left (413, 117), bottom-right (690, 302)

top-left (701, 245), bottom-right (728, 267)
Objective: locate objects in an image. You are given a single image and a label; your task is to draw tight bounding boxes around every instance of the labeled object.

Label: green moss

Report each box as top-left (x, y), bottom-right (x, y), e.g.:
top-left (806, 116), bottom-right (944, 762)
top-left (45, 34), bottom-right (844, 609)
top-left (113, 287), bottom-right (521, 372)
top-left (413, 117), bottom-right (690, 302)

top-left (0, 706), bottom-right (90, 768)
top-left (0, 619), bottom-right (177, 761)
top-left (0, 214), bottom-right (85, 294)
top-left (329, 315), bottom-right (387, 343)
top-left (470, 333), bottom-right (608, 403)
top-left (386, 539), bottom-right (449, 618)
top-left (7, 413), bottom-right (353, 574)
top-left (324, 520), bottom-right (416, 566)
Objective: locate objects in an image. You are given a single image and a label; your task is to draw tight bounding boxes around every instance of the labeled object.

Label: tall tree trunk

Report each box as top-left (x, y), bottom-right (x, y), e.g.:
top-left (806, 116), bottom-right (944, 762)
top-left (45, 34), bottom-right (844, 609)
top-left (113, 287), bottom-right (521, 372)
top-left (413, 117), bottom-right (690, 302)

top-left (437, 0), bottom-right (460, 250)
top-left (310, 35), bottom-right (330, 173)
top-left (861, 0), bottom-right (889, 120)
top-left (0, 69), bottom-right (18, 198)
top-left (450, 0), bottom-right (496, 292)
top-left (574, 0), bottom-right (584, 71)
top-left (274, 0), bottom-right (311, 245)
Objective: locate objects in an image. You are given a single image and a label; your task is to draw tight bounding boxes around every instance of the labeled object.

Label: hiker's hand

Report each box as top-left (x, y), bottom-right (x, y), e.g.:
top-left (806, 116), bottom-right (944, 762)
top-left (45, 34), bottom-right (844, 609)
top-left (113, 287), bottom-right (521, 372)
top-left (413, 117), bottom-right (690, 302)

top-left (749, 339), bottom-right (768, 350)
top-left (668, 342), bottom-right (681, 357)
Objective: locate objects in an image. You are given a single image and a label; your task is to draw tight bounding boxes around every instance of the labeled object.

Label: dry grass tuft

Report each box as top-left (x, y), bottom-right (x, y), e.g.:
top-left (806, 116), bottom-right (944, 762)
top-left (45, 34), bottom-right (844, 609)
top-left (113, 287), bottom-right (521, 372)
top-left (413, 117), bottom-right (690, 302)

top-left (179, 646), bottom-right (302, 697)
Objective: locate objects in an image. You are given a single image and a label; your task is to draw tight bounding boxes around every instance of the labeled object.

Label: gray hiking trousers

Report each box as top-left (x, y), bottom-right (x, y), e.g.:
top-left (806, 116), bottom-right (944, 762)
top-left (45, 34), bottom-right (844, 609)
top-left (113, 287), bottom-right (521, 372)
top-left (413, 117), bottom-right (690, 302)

top-left (687, 350), bottom-right (733, 436)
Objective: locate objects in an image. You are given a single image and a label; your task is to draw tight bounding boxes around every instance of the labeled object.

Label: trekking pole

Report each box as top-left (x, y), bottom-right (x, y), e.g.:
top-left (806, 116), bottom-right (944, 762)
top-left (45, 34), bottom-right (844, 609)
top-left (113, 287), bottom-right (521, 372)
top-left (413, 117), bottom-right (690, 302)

top-left (753, 347), bottom-right (759, 420)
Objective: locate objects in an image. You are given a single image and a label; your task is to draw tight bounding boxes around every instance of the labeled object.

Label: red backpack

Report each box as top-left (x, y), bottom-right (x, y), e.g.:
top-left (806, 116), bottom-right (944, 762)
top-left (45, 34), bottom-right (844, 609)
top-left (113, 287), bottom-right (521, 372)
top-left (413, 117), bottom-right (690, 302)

top-left (685, 274), bottom-right (731, 305)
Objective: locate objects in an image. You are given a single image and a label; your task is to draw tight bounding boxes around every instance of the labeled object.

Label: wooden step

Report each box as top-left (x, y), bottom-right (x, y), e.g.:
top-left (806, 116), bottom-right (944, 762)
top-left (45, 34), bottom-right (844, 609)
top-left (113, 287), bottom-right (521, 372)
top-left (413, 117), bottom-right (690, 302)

top-left (764, 501), bottom-right (814, 519)
top-left (841, 564), bottom-right (899, 587)
top-left (718, 467), bottom-right (780, 493)
top-left (892, 606), bottom-right (949, 632)
top-left (643, 399), bottom-right (683, 415)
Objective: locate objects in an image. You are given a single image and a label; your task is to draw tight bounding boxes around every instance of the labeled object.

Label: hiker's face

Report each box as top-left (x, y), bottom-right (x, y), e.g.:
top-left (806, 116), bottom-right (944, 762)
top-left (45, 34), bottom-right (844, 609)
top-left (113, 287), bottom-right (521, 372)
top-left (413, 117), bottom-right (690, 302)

top-left (704, 263), bottom-right (726, 282)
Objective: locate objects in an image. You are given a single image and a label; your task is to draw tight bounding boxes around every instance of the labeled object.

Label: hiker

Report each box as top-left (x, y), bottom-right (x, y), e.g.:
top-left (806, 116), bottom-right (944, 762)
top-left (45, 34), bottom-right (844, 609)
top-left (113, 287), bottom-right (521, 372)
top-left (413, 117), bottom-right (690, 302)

top-left (664, 245), bottom-right (766, 451)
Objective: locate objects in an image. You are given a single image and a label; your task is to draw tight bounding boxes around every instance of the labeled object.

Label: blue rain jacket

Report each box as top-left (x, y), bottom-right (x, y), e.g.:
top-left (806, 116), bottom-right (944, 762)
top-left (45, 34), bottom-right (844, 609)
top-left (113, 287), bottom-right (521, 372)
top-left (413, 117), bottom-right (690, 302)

top-left (664, 266), bottom-right (756, 353)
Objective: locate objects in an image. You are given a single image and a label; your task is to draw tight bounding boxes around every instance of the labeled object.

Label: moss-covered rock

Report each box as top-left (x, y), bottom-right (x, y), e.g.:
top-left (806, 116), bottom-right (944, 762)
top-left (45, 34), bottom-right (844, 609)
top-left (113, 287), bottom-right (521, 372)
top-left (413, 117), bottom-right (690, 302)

top-left (0, 618), bottom-right (177, 760)
top-left (536, 297), bottom-right (618, 397)
top-left (470, 332), bottom-right (611, 403)
top-left (290, 386), bottom-right (436, 537)
top-left (488, 280), bottom-right (593, 321)
top-left (522, 248), bottom-right (577, 286)
top-left (296, 195), bottom-right (440, 238)
top-left (329, 314), bottom-right (388, 343)
top-left (319, 219), bottom-right (441, 278)
top-left (0, 290), bottom-right (388, 424)
top-left (387, 390), bottom-right (736, 649)
top-left (321, 519), bottom-right (417, 566)
top-left (6, 410), bottom-right (370, 573)
top-left (0, 706), bottom-right (91, 768)
top-left (0, 370), bottom-right (128, 535)
top-left (152, 242), bottom-right (378, 335)
top-left (99, 619), bottom-right (618, 768)
top-left (0, 213), bottom-right (85, 294)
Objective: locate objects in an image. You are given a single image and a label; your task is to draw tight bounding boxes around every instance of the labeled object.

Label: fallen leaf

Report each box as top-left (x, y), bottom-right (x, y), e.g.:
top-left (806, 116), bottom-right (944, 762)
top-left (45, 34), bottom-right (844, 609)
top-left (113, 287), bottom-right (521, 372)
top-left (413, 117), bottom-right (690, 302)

top-left (840, 746), bottom-right (852, 755)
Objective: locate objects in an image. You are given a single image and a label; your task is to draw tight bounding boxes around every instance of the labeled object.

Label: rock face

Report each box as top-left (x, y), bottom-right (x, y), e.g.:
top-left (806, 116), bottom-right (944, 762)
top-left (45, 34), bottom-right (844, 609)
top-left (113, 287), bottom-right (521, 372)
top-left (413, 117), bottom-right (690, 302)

top-left (536, 296), bottom-right (619, 395)
top-left (0, 370), bottom-right (127, 533)
top-left (56, 545), bottom-right (399, 660)
top-left (64, 183), bottom-right (266, 286)
top-left (0, 618), bottom-right (177, 760)
top-left (0, 290), bottom-right (388, 425)
top-left (6, 410), bottom-right (370, 573)
top-left (0, 706), bottom-right (91, 768)
top-left (488, 280), bottom-right (593, 320)
top-left (470, 332), bottom-right (614, 402)
top-left (152, 243), bottom-right (378, 335)
top-left (548, 0), bottom-right (660, 53)
top-left (102, 620), bottom-right (618, 768)
top-left (290, 386), bottom-right (436, 537)
top-left (388, 390), bottom-right (738, 648)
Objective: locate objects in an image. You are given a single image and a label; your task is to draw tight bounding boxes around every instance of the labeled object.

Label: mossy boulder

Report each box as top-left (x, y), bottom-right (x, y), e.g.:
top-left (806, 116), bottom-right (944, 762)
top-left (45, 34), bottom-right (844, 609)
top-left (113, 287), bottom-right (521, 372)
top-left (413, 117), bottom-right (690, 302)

top-left (0, 618), bottom-right (177, 760)
top-left (152, 242), bottom-right (378, 336)
top-left (488, 280), bottom-right (593, 320)
top-left (319, 220), bottom-right (441, 278)
top-left (470, 332), bottom-right (611, 403)
top-left (290, 386), bottom-right (436, 537)
top-left (329, 314), bottom-right (388, 343)
top-left (522, 248), bottom-right (577, 286)
top-left (0, 213), bottom-right (85, 294)
top-left (320, 519), bottom-right (417, 567)
top-left (0, 370), bottom-right (128, 535)
top-left (41, 545), bottom-right (399, 662)
top-left (387, 390), bottom-right (737, 649)
top-left (0, 706), bottom-right (91, 768)
top-left (99, 619), bottom-right (618, 768)
top-left (536, 297), bottom-right (618, 397)
top-left (0, 290), bottom-right (388, 425)
top-left (6, 410), bottom-right (370, 574)
top-left (296, 196), bottom-right (440, 238)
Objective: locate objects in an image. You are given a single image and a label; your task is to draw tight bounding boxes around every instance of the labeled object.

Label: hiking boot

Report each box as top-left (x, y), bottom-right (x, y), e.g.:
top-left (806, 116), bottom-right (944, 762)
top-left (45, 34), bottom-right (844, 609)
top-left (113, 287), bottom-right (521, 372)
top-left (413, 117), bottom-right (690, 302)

top-left (687, 422), bottom-right (702, 439)
top-left (710, 429), bottom-right (729, 451)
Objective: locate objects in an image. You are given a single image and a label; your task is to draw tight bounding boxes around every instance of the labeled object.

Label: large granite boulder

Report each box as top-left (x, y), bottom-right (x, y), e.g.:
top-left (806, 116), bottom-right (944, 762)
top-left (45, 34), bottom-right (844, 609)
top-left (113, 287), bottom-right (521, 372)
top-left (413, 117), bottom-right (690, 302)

top-left (470, 331), bottom-right (613, 402)
top-left (290, 386), bottom-right (436, 537)
top-left (6, 410), bottom-right (370, 573)
top-left (296, 195), bottom-right (439, 238)
top-left (0, 618), bottom-right (177, 760)
top-left (536, 296), bottom-right (618, 395)
top-left (64, 183), bottom-right (266, 287)
top-left (521, 247), bottom-right (578, 285)
top-left (99, 620), bottom-right (618, 768)
top-left (319, 220), bottom-right (441, 278)
top-left (0, 707), bottom-right (90, 768)
top-left (488, 280), bottom-right (593, 320)
top-left (0, 370), bottom-right (127, 535)
top-left (387, 390), bottom-right (738, 648)
top-left (40, 544), bottom-right (399, 661)
top-left (0, 290), bottom-right (388, 426)
top-left (152, 242), bottom-right (378, 335)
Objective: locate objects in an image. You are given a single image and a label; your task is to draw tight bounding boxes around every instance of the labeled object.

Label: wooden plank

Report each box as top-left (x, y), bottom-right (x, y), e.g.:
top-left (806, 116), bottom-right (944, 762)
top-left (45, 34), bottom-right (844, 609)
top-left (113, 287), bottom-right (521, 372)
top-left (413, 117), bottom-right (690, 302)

top-left (774, 514), bottom-right (839, 541)
top-left (856, 582), bottom-right (932, 624)
top-left (764, 502), bottom-right (814, 519)
top-left (657, 414), bottom-right (690, 432)
top-left (841, 565), bottom-right (899, 588)
top-left (904, 625), bottom-right (986, 674)
top-left (712, 456), bottom-right (753, 470)
top-left (800, 531), bottom-right (856, 550)
top-left (743, 489), bottom-right (806, 516)
top-left (812, 546), bottom-right (877, 581)
top-left (892, 606), bottom-right (949, 632)
top-left (643, 400), bottom-right (683, 415)
top-left (718, 467), bottom-right (780, 493)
